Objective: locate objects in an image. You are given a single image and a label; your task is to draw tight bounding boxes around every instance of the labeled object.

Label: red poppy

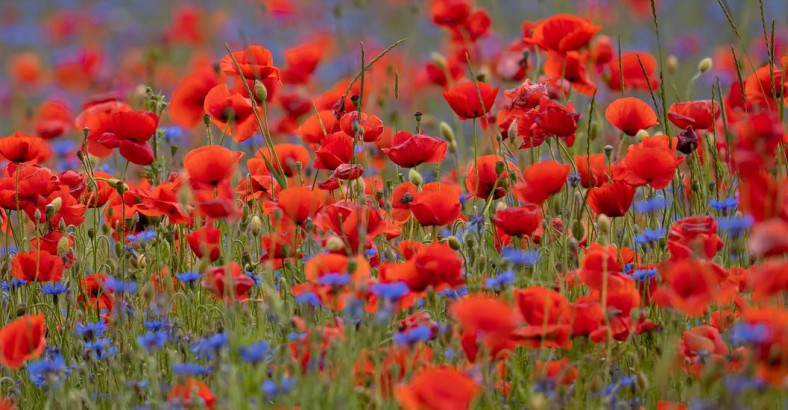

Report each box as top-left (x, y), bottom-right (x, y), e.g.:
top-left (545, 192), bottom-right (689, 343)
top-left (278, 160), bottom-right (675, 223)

top-left (298, 110), bottom-right (341, 145)
top-left (304, 253), bottom-right (371, 285)
top-left (465, 155), bottom-right (520, 199)
top-left (653, 259), bottom-right (737, 316)
top-left (75, 98), bottom-right (132, 158)
top-left (614, 137), bottom-right (682, 189)
top-left (512, 286), bottom-right (572, 349)
top-left (409, 182), bottom-right (462, 227)
top-left (678, 326), bottom-right (733, 378)
top-left (430, 0), bottom-right (471, 27)
top-left (605, 51), bottom-right (660, 92)
top-left (411, 242), bottom-right (464, 292)
top-left (574, 153), bottom-right (608, 188)
top-left (667, 100), bottom-right (719, 130)
top-left (281, 38), bottom-right (328, 85)
top-left (605, 97), bottom-right (658, 136)
top-left (0, 132), bottom-right (52, 163)
top-left (253, 143), bottom-right (310, 178)
top-left (666, 216), bottom-right (723, 260)
top-left (220, 45), bottom-right (279, 81)
top-left (448, 8), bottom-right (491, 43)
top-left (492, 205), bottom-right (543, 237)
top-left (203, 84), bottom-right (259, 142)
top-left (186, 225), bottom-right (222, 261)
top-left (453, 295), bottom-right (519, 362)
top-left (183, 145), bottom-right (243, 190)
top-left (534, 359), bottom-right (579, 386)
top-left (314, 132), bottom-right (354, 170)
top-left (169, 67), bottom-right (220, 127)
top-left (391, 182), bottom-right (418, 222)
top-left (0, 314), bottom-right (46, 370)
top-left (168, 378), bottom-right (215, 410)
top-left (543, 51), bottom-right (596, 95)
top-left (740, 308), bottom-right (788, 386)
top-left (11, 250), bottom-right (64, 282)
top-left (315, 202), bottom-right (396, 251)
top-left (395, 367), bottom-right (480, 410)
top-left (570, 297), bottom-right (605, 336)
top-left (382, 131), bottom-right (448, 168)
top-left (201, 262), bottom-right (254, 302)
top-left (354, 346), bottom-right (433, 397)
top-left (79, 273), bottom-right (114, 313)
top-left (524, 14), bottom-right (601, 52)
top-left (743, 63), bottom-right (788, 110)
top-left (747, 260), bottom-right (788, 302)
top-left (443, 82), bottom-right (499, 120)
top-left (587, 181), bottom-right (635, 217)
top-left (96, 110), bottom-right (158, 165)
top-left (748, 218), bottom-right (788, 258)
top-left (34, 100), bottom-right (72, 140)
top-left (515, 160), bottom-right (570, 204)
top-left (277, 186), bottom-right (324, 225)
top-left (339, 111), bottom-right (384, 142)
top-left (504, 80), bottom-right (548, 109)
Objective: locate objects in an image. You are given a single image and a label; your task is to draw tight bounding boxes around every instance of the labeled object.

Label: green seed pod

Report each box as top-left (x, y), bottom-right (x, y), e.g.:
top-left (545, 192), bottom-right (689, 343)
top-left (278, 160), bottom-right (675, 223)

top-left (254, 80), bottom-right (268, 101)
top-left (408, 168), bottom-right (423, 187)
top-left (698, 57), bottom-right (712, 73)
top-left (446, 235), bottom-right (461, 250)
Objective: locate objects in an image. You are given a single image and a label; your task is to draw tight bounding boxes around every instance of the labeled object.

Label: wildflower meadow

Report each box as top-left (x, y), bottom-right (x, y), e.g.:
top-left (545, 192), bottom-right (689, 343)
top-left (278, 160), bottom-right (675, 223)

top-left (0, 0), bottom-right (787, 408)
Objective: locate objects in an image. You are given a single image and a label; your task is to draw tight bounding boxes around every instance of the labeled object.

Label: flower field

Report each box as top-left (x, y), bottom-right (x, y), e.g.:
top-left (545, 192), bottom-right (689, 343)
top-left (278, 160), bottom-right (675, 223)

top-left (0, 0), bottom-right (786, 408)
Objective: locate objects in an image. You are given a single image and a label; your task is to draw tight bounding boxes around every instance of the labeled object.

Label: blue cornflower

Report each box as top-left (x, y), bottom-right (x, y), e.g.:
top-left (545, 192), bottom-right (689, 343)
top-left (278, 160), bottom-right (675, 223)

top-left (137, 331), bottom-right (167, 352)
top-left (191, 333), bottom-right (228, 360)
top-left (631, 267), bottom-right (657, 281)
top-left (485, 271), bottom-right (516, 290)
top-left (27, 348), bottom-right (68, 389)
top-left (41, 282), bottom-right (68, 296)
top-left (246, 272), bottom-right (262, 286)
top-left (50, 140), bottom-right (77, 157)
top-left (730, 323), bottom-right (770, 344)
top-left (438, 286), bottom-right (468, 299)
top-left (717, 215), bottom-right (754, 237)
top-left (501, 247), bottom-right (539, 266)
top-left (262, 376), bottom-right (296, 399)
top-left (369, 282), bottom-right (409, 301)
top-left (160, 126), bottom-right (184, 145)
top-left (105, 277), bottom-right (138, 295)
top-left (295, 291), bottom-right (321, 307)
top-left (466, 215), bottom-right (486, 235)
top-left (2, 279), bottom-right (27, 291)
top-left (240, 341), bottom-right (271, 364)
top-left (176, 271), bottom-right (201, 284)
top-left (84, 338), bottom-right (117, 360)
top-left (0, 246), bottom-right (17, 257)
top-left (634, 227), bottom-right (665, 245)
top-left (633, 195), bottom-right (668, 214)
top-left (317, 273), bottom-right (350, 287)
top-left (262, 380), bottom-right (278, 398)
top-left (126, 230), bottom-right (156, 244)
top-left (75, 321), bottom-right (108, 340)
top-left (172, 363), bottom-right (211, 376)
top-left (393, 325), bottom-right (432, 346)
top-left (709, 197), bottom-right (737, 211)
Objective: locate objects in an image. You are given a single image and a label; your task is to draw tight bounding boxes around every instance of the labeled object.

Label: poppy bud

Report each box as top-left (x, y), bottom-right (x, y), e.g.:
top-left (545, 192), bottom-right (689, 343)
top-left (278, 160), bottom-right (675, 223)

top-left (635, 129), bottom-right (649, 141)
top-left (254, 80), bottom-right (268, 101)
top-left (203, 113), bottom-right (211, 128)
top-left (530, 394), bottom-right (548, 410)
top-left (571, 219), bottom-right (585, 241)
top-left (449, 141), bottom-right (458, 153)
top-left (603, 144), bottom-right (614, 159)
top-left (430, 52), bottom-right (447, 69)
top-left (326, 236), bottom-right (345, 252)
top-left (676, 126), bottom-right (698, 154)
top-left (596, 214), bottom-right (611, 236)
top-left (88, 228), bottom-right (95, 239)
top-left (250, 215), bottom-right (263, 236)
top-left (446, 235), bottom-right (461, 250)
top-left (439, 121), bottom-right (455, 143)
top-left (507, 118), bottom-right (519, 141)
top-left (495, 202), bottom-right (507, 212)
top-left (494, 161), bottom-right (505, 176)
top-left (590, 122), bottom-right (600, 141)
top-left (697, 57), bottom-right (712, 73)
top-left (46, 197), bottom-right (62, 219)
top-left (57, 236), bottom-right (70, 256)
top-left (408, 169), bottom-right (423, 186)
top-left (34, 208), bottom-right (41, 222)
top-left (667, 55), bottom-right (679, 74)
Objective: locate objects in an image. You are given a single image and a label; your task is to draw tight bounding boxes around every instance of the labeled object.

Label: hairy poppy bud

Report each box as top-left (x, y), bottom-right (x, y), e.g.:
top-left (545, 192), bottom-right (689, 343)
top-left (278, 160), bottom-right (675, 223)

top-left (430, 52), bottom-right (447, 69)
top-left (249, 215), bottom-right (263, 236)
top-left (326, 236), bottom-right (344, 252)
top-left (254, 80), bottom-right (268, 101)
top-left (446, 235), bottom-right (461, 250)
top-left (57, 236), bottom-right (70, 256)
top-left (495, 202), bottom-right (507, 212)
top-left (507, 118), bottom-right (519, 141)
top-left (589, 122), bottom-right (601, 141)
top-left (46, 197), bottom-right (62, 219)
top-left (667, 55), bottom-right (679, 74)
top-left (603, 144), bottom-right (614, 159)
top-left (697, 57), bottom-right (712, 73)
top-left (408, 168), bottom-right (423, 186)
top-left (596, 214), bottom-right (611, 236)
top-left (439, 121), bottom-right (455, 143)
top-left (635, 129), bottom-right (649, 141)
top-left (676, 126), bottom-right (698, 154)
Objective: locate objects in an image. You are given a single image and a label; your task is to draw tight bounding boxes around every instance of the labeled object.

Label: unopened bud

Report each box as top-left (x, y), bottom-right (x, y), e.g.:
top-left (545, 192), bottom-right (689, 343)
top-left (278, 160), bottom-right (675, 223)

top-left (57, 236), bottom-right (70, 255)
top-left (603, 144), bottom-right (614, 159)
top-left (667, 55), bottom-right (679, 74)
top-left (430, 52), bottom-right (447, 69)
top-left (254, 80), bottom-right (268, 101)
top-left (635, 129), bottom-right (649, 140)
top-left (698, 57), bottom-right (712, 73)
top-left (596, 214), bottom-right (611, 236)
top-left (250, 215), bottom-right (263, 236)
top-left (326, 236), bottom-right (345, 252)
top-left (408, 168), bottom-right (423, 186)
top-left (446, 236), bottom-right (461, 250)
top-left (495, 202), bottom-right (507, 212)
top-left (46, 197), bottom-right (62, 218)
top-left (439, 121), bottom-right (455, 143)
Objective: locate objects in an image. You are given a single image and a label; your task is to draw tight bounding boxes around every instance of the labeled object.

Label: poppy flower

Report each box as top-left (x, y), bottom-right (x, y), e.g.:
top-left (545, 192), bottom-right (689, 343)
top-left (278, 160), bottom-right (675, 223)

top-left (748, 218), bottom-right (788, 258)
top-left (34, 100), bottom-right (72, 140)
top-left (746, 260), bottom-right (788, 302)
top-left (514, 160), bottom-right (570, 204)
top-left (492, 205), bottom-right (543, 237)
top-left (605, 51), bottom-right (660, 92)
top-left (220, 45), bottom-right (279, 81)
top-left (570, 297), bottom-right (605, 336)
top-left (587, 181), bottom-right (635, 217)
top-left (667, 100), bottom-right (719, 130)
top-left (252, 143), bottom-right (310, 177)
top-left (574, 153), bottom-right (608, 188)
top-left (354, 346), bottom-right (433, 397)
top-left (304, 253), bottom-right (371, 285)
top-left (11, 250), bottom-right (64, 282)
top-left (169, 67), bottom-right (220, 127)
top-left (96, 110), bottom-right (158, 165)
top-left (524, 14), bottom-right (602, 53)
top-left (430, 0), bottom-right (471, 27)
top-left (412, 242), bottom-right (464, 292)
top-left (168, 378), bottom-right (215, 410)
top-left (543, 51), bottom-right (596, 95)
top-left (281, 37), bottom-right (328, 85)
top-left (339, 111), bottom-right (384, 142)
top-left (465, 155), bottom-right (520, 199)
top-left (448, 8), bottom-right (491, 43)
top-left (504, 80), bottom-right (548, 109)
top-left (277, 186), bottom-right (324, 225)
top-left (653, 259), bottom-right (736, 316)
top-left (201, 262), bottom-right (255, 302)
top-left (614, 138), bottom-right (682, 189)
top-left (299, 110), bottom-right (341, 145)
top-left (739, 307), bottom-right (788, 386)
top-left (451, 295), bottom-right (518, 335)
top-left (74, 98), bottom-right (132, 158)
top-left (314, 132), bottom-right (354, 170)
top-left (678, 326), bottom-right (732, 378)
top-left (79, 273), bottom-right (114, 313)
top-left (391, 182), bottom-right (418, 222)
top-left (443, 82), bottom-right (499, 120)
top-left (0, 132), bottom-right (52, 163)
top-left (186, 225), bottom-right (222, 261)
top-left (605, 97), bottom-right (658, 136)
top-left (534, 359), bottom-right (580, 386)
top-left (395, 367), bottom-right (480, 410)
top-left (424, 57), bottom-right (465, 88)
top-left (409, 182), bottom-right (462, 227)
top-left (315, 202), bottom-right (395, 251)
top-left (382, 131), bottom-right (448, 168)
top-left (512, 286), bottom-right (572, 349)
top-left (203, 84), bottom-right (259, 142)
top-left (183, 145), bottom-right (243, 190)
top-left (666, 216), bottom-right (723, 260)
top-left (0, 314), bottom-right (46, 369)
top-left (743, 63), bottom-right (788, 110)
